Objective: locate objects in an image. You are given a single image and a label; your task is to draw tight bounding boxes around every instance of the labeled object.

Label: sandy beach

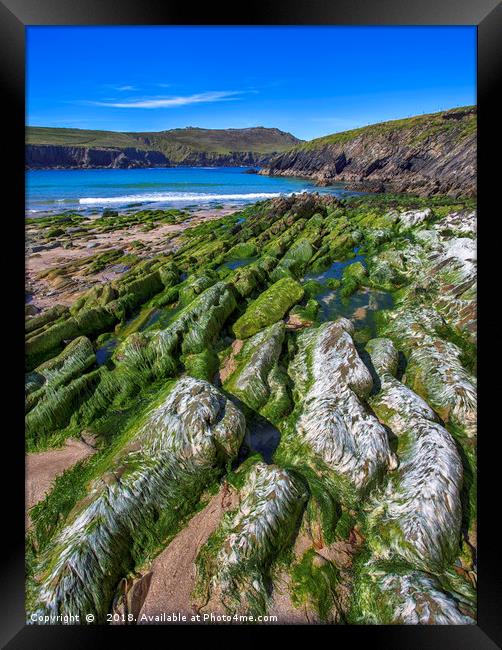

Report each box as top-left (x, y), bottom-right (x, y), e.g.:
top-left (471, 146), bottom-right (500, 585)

top-left (26, 206), bottom-right (237, 310)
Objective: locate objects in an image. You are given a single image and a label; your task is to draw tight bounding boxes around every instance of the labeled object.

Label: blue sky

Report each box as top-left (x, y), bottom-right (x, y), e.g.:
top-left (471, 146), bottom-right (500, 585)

top-left (26, 26), bottom-right (476, 141)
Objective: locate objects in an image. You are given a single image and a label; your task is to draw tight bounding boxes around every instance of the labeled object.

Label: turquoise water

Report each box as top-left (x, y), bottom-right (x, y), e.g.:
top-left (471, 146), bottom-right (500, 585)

top-left (26, 166), bottom-right (361, 216)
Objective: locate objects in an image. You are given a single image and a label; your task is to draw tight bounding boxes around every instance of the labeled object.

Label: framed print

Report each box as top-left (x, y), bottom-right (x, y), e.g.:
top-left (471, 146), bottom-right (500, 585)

top-left (1, 0), bottom-right (500, 646)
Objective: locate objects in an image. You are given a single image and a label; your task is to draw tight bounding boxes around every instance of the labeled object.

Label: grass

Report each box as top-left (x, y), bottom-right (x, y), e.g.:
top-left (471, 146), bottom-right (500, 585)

top-left (291, 106), bottom-right (476, 152)
top-left (26, 126), bottom-right (301, 158)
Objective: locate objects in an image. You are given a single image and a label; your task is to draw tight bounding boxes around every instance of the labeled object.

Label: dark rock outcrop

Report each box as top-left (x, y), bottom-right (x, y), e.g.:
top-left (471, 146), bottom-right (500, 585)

top-left (25, 126), bottom-right (302, 170)
top-left (261, 107), bottom-right (476, 198)
top-left (25, 145), bottom-right (289, 169)
top-left (26, 145), bottom-right (169, 169)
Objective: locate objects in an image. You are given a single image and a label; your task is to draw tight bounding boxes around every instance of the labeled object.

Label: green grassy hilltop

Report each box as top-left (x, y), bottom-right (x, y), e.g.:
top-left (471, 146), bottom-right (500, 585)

top-left (26, 125), bottom-right (301, 157)
top-left (292, 106), bottom-right (476, 151)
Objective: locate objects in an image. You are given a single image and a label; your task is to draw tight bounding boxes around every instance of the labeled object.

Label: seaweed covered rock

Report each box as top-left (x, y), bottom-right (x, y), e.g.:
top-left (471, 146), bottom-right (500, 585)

top-left (26, 336), bottom-right (95, 400)
top-left (286, 319), bottom-right (397, 504)
top-left (178, 273), bottom-right (216, 306)
top-left (225, 242), bottom-right (257, 260)
top-left (25, 337), bottom-right (98, 445)
top-left (25, 192), bottom-right (478, 625)
top-left (232, 277), bottom-right (304, 339)
top-left (302, 279), bottom-right (324, 297)
top-left (353, 562), bottom-right (474, 624)
top-left (397, 207), bottom-right (432, 230)
top-left (374, 209), bottom-right (477, 341)
top-left (422, 234), bottom-right (476, 337)
top-left (195, 462), bottom-right (307, 616)
top-left (115, 281), bottom-right (236, 374)
top-left (381, 307), bottom-right (476, 437)
top-left (224, 322), bottom-right (288, 419)
top-left (25, 300), bottom-right (126, 370)
top-left (26, 318), bottom-right (81, 369)
top-left (287, 299), bottom-right (319, 329)
top-left (406, 341), bottom-right (477, 437)
top-left (432, 209), bottom-right (476, 238)
top-left (115, 267), bottom-right (164, 305)
top-left (380, 305), bottom-right (444, 350)
top-left (229, 256), bottom-right (275, 298)
top-left (27, 282), bottom-right (236, 445)
top-left (29, 378), bottom-right (246, 623)
top-left (69, 283), bottom-right (117, 314)
top-left (182, 348), bottom-right (219, 382)
top-left (365, 338), bottom-right (463, 572)
top-left (367, 257), bottom-right (405, 290)
top-left (79, 282), bottom-right (238, 421)
top-left (340, 261), bottom-right (367, 297)
top-left (364, 337), bottom-right (399, 377)
top-left (26, 371), bottom-right (102, 448)
top-left (25, 304), bottom-right (69, 335)
top-left (276, 238), bottom-right (314, 276)
top-left (26, 262), bottom-right (179, 370)
top-left (429, 236), bottom-right (476, 283)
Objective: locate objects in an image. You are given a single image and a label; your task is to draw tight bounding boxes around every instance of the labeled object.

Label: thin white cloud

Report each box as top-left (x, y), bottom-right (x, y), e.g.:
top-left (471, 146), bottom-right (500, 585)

top-left (101, 84), bottom-right (138, 92)
top-left (91, 90), bottom-right (243, 109)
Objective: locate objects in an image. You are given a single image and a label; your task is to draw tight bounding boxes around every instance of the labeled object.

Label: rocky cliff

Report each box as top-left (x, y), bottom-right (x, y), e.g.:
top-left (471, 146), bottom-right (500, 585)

top-left (261, 107), bottom-right (476, 198)
top-left (25, 126), bottom-right (301, 169)
top-left (26, 144), bottom-right (290, 169)
top-left (26, 145), bottom-right (170, 169)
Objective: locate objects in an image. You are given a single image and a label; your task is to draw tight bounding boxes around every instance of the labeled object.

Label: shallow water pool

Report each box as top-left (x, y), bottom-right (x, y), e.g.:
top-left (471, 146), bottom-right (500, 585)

top-left (316, 287), bottom-right (394, 338)
top-left (96, 337), bottom-right (118, 366)
top-left (223, 256), bottom-right (258, 271)
top-left (303, 247), bottom-right (366, 283)
top-left (142, 304), bottom-right (183, 332)
top-left (246, 416), bottom-right (281, 464)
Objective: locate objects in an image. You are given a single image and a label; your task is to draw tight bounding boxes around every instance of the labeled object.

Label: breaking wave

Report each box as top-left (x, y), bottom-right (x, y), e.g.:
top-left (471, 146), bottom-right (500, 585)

top-left (78, 191), bottom-right (299, 205)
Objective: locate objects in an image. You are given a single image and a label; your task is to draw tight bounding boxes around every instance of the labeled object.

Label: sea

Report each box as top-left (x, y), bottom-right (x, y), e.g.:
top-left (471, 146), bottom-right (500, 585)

top-left (26, 166), bottom-right (361, 216)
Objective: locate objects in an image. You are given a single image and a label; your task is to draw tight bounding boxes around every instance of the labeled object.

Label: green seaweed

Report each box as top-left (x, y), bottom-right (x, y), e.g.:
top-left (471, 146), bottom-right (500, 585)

top-left (290, 548), bottom-right (341, 622)
top-left (232, 277), bottom-right (304, 339)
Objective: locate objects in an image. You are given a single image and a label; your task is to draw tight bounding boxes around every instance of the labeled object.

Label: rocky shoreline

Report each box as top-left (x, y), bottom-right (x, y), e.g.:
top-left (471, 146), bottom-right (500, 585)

top-left (26, 145), bottom-right (281, 170)
top-left (260, 107), bottom-right (476, 198)
top-left (26, 191), bottom-right (477, 625)
top-left (25, 206), bottom-right (236, 311)
top-left (26, 126), bottom-right (301, 170)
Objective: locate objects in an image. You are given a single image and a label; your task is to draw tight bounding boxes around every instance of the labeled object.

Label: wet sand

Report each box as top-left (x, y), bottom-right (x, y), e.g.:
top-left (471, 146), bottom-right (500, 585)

top-left (25, 438), bottom-right (96, 528)
top-left (26, 206), bottom-right (237, 310)
top-left (136, 484), bottom-right (239, 623)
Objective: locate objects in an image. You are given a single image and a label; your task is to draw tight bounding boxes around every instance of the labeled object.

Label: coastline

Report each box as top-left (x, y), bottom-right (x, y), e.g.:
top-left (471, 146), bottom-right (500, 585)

top-left (26, 204), bottom-right (238, 311)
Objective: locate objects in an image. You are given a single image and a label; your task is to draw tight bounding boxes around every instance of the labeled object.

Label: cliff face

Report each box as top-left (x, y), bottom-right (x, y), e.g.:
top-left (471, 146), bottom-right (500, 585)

top-left (25, 145), bottom-right (286, 169)
top-left (26, 145), bottom-right (169, 169)
top-left (25, 126), bottom-right (302, 170)
top-left (261, 107), bottom-right (476, 198)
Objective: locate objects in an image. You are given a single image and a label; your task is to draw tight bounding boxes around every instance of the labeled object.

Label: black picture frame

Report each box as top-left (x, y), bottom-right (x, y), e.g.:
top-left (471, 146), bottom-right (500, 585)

top-left (2, 0), bottom-right (500, 646)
